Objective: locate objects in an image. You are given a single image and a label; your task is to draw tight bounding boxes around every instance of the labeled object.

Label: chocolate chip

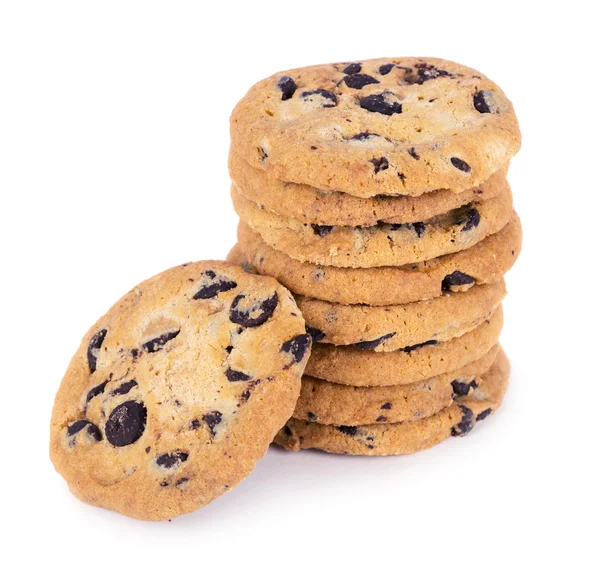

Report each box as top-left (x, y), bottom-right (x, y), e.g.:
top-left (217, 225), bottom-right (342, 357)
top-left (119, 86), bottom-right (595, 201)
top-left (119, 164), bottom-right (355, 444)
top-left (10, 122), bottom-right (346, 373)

top-left (105, 400), bottom-right (147, 447)
top-left (240, 389), bottom-right (251, 402)
top-left (175, 477), bottom-right (189, 487)
top-left (67, 420), bottom-right (102, 442)
top-left (306, 326), bottom-right (325, 343)
top-left (408, 63), bottom-right (451, 84)
top-left (156, 451), bottom-right (189, 469)
top-left (412, 222), bottom-right (426, 237)
top-left (461, 208), bottom-right (481, 231)
top-left (408, 147), bottom-right (420, 160)
top-left (343, 63), bottom-right (362, 75)
top-left (351, 132), bottom-right (380, 141)
top-left (473, 90), bottom-right (496, 114)
top-left (376, 416), bottom-right (387, 422)
top-left (259, 146), bottom-right (268, 161)
top-left (112, 379), bottom-right (138, 396)
top-left (370, 157), bottom-right (389, 173)
top-left (190, 419), bottom-right (201, 430)
top-left (193, 270), bottom-right (237, 299)
top-left (401, 340), bottom-right (438, 353)
top-left (281, 334), bottom-right (312, 363)
top-left (307, 412), bottom-right (318, 421)
top-left (451, 405), bottom-right (475, 436)
top-left (160, 481), bottom-right (169, 487)
top-left (278, 75), bottom-right (297, 100)
top-left (301, 89), bottom-right (338, 107)
top-left (381, 402), bottom-right (392, 410)
top-left (344, 73), bottom-right (380, 89)
top-left (142, 330), bottom-right (180, 353)
top-left (230, 292), bottom-right (278, 327)
top-left (442, 271), bottom-right (475, 291)
top-left (311, 224), bottom-right (334, 237)
top-left (451, 157), bottom-right (471, 173)
top-left (353, 332), bottom-right (396, 350)
top-left (203, 411), bottom-right (222, 434)
top-left (338, 425), bottom-right (358, 436)
top-left (226, 368), bottom-right (252, 382)
top-left (360, 93), bottom-right (402, 116)
top-left (451, 379), bottom-right (478, 397)
top-left (379, 63), bottom-right (394, 75)
top-left (476, 408), bottom-right (492, 421)
top-left (85, 380), bottom-right (108, 404)
top-left (87, 329), bottom-right (107, 373)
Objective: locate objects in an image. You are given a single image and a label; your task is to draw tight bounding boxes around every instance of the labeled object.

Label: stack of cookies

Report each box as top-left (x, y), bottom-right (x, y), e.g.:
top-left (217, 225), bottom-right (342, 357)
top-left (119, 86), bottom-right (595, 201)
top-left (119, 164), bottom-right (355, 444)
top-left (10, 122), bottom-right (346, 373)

top-left (228, 57), bottom-right (522, 456)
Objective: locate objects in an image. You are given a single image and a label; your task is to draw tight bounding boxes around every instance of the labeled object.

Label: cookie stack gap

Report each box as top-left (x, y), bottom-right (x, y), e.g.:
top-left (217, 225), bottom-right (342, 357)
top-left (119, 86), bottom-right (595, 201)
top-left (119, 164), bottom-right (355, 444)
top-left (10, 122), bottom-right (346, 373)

top-left (228, 57), bottom-right (521, 456)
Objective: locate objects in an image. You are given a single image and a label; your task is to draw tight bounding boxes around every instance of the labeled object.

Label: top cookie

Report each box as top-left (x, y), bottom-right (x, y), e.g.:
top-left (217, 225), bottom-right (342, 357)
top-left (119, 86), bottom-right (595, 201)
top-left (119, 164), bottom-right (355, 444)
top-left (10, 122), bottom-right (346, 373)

top-left (230, 57), bottom-right (520, 197)
top-left (50, 261), bottom-right (311, 521)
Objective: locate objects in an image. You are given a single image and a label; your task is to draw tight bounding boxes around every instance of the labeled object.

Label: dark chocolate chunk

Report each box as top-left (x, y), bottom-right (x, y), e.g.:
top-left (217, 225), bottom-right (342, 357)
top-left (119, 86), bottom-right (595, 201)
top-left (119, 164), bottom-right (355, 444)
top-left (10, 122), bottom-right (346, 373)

top-left (175, 477), bottom-right (189, 487)
top-left (408, 147), bottom-right (420, 160)
top-left (112, 379), bottom-right (138, 396)
top-left (142, 330), bottom-right (180, 353)
top-left (451, 379), bottom-right (478, 398)
top-left (360, 93), bottom-right (402, 116)
top-left (461, 208), bottom-right (481, 231)
top-left (338, 425), bottom-right (359, 436)
top-left (401, 339), bottom-right (438, 353)
top-left (193, 270), bottom-right (237, 299)
top-left (105, 401), bottom-right (147, 447)
top-left (156, 451), bottom-right (189, 470)
top-left (476, 408), bottom-right (493, 421)
top-left (87, 329), bottom-right (107, 373)
top-left (442, 271), bottom-right (475, 291)
top-left (306, 326), bottom-right (325, 343)
top-left (311, 224), bottom-right (334, 237)
top-left (230, 292), bottom-right (278, 327)
top-left (451, 157), bottom-right (471, 173)
top-left (85, 380), bottom-right (108, 404)
top-left (190, 419), bottom-right (201, 430)
top-left (240, 389), bottom-right (251, 402)
top-left (301, 89), bottom-right (338, 107)
top-left (351, 132), bottom-right (380, 141)
top-left (376, 416), bottom-right (387, 422)
top-left (281, 334), bottom-right (312, 363)
top-left (67, 419), bottom-right (102, 442)
top-left (278, 75), bottom-right (297, 100)
top-left (160, 481), bottom-right (169, 487)
top-left (203, 411), bottom-right (223, 434)
top-left (451, 405), bottom-right (475, 436)
top-left (409, 62), bottom-right (451, 84)
top-left (381, 402), bottom-right (392, 410)
top-left (353, 332), bottom-right (396, 350)
top-left (379, 63), bottom-right (395, 75)
top-left (370, 157), bottom-right (389, 173)
top-left (225, 368), bottom-right (252, 382)
top-left (343, 63), bottom-right (362, 75)
top-left (307, 412), bottom-right (318, 421)
top-left (344, 73), bottom-right (380, 89)
top-left (412, 222), bottom-right (426, 237)
top-left (473, 90), bottom-right (494, 114)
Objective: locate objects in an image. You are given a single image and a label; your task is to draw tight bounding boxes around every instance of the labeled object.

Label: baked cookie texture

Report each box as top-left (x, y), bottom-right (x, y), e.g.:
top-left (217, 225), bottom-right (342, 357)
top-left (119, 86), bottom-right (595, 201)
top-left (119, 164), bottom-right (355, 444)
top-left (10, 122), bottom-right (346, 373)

top-left (50, 261), bottom-right (311, 520)
top-left (230, 57), bottom-right (521, 197)
top-left (275, 348), bottom-right (510, 455)
top-left (230, 214), bottom-right (521, 306)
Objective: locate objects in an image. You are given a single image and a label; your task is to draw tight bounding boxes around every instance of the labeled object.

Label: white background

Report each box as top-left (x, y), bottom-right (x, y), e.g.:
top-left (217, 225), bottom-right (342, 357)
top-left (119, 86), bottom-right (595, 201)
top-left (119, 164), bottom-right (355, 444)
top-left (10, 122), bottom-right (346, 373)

top-left (1, 1), bottom-right (598, 584)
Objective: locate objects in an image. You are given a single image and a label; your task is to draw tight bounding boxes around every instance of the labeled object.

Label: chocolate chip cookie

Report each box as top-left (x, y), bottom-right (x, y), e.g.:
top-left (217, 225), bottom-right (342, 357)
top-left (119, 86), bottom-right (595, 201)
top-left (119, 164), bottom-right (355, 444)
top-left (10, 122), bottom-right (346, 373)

top-left (50, 261), bottom-right (311, 520)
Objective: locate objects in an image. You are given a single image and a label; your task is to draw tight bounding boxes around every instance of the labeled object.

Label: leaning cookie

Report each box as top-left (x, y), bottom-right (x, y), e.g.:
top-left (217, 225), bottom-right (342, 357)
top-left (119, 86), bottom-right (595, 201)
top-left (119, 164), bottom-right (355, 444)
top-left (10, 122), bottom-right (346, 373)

top-left (294, 345), bottom-right (499, 426)
top-left (50, 261), bottom-right (311, 521)
top-left (231, 183), bottom-right (512, 268)
top-left (275, 349), bottom-right (510, 455)
top-left (231, 213), bottom-right (521, 306)
top-left (229, 149), bottom-right (508, 227)
top-left (296, 280), bottom-right (505, 351)
top-left (230, 57), bottom-right (520, 197)
top-left (306, 307), bottom-right (503, 387)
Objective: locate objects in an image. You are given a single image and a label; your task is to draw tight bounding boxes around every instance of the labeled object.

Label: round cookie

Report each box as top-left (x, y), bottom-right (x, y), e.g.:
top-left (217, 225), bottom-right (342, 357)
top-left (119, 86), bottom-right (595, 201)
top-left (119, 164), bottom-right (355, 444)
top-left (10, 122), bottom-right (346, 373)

top-left (50, 261), bottom-right (312, 521)
top-left (296, 280), bottom-right (505, 351)
top-left (229, 149), bottom-right (509, 227)
top-left (275, 348), bottom-right (510, 456)
top-left (294, 345), bottom-right (499, 425)
top-left (230, 57), bottom-right (521, 197)
top-left (231, 183), bottom-right (512, 268)
top-left (306, 306), bottom-right (503, 387)
top-left (229, 212), bottom-right (521, 306)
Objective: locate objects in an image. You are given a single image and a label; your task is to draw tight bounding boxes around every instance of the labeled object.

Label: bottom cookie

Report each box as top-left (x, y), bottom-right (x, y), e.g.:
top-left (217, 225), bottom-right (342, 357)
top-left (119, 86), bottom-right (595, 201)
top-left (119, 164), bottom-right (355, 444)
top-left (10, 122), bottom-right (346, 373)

top-left (274, 348), bottom-right (510, 456)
